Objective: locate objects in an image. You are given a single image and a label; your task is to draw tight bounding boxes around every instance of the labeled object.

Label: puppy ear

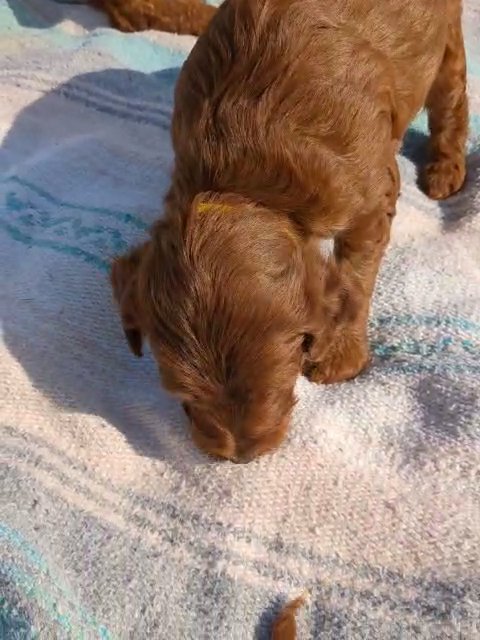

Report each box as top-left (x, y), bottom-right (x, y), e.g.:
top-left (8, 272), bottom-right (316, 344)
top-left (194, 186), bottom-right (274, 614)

top-left (110, 243), bottom-right (148, 357)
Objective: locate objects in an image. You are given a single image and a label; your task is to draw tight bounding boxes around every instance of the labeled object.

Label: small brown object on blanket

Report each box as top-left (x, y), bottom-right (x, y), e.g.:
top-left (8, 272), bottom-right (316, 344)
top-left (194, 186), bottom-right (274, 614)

top-left (271, 595), bottom-right (306, 640)
top-left (111, 0), bottom-right (468, 462)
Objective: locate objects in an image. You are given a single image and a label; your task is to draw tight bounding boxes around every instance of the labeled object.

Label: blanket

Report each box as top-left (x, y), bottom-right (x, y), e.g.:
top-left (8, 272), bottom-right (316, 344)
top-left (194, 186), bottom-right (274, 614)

top-left (1, 1), bottom-right (479, 637)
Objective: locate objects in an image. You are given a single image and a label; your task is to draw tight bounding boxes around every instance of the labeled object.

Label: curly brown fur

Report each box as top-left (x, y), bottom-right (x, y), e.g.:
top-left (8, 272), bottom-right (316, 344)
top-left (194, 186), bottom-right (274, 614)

top-left (111, 0), bottom-right (468, 461)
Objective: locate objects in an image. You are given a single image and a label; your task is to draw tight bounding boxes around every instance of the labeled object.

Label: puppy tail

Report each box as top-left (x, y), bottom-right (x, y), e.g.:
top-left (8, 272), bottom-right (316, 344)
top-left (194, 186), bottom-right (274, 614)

top-left (92, 0), bottom-right (216, 35)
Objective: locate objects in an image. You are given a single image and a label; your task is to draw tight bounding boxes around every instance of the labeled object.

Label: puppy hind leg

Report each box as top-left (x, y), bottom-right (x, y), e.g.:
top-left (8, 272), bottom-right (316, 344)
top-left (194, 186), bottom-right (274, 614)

top-left (93, 0), bottom-right (215, 36)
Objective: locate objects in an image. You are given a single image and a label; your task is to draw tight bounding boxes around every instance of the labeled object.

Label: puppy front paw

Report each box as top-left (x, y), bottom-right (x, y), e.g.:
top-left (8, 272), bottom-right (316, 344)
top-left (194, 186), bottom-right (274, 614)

top-left (421, 157), bottom-right (466, 200)
top-left (303, 335), bottom-right (370, 384)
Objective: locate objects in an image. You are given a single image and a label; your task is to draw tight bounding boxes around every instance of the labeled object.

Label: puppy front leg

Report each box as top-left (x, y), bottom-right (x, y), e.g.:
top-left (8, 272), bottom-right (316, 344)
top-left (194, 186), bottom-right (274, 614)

top-left (306, 208), bottom-right (392, 384)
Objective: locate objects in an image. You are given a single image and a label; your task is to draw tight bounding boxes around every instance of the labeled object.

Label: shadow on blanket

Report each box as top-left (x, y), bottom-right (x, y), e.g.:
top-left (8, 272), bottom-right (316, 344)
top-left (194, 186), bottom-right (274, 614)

top-left (1, 67), bottom-right (478, 476)
top-left (6, 0), bottom-right (107, 30)
top-left (0, 67), bottom-right (225, 480)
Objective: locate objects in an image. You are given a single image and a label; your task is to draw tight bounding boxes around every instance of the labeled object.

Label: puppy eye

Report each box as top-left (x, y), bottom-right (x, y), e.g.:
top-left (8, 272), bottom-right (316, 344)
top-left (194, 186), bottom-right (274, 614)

top-left (302, 333), bottom-right (314, 353)
top-left (182, 403), bottom-right (191, 419)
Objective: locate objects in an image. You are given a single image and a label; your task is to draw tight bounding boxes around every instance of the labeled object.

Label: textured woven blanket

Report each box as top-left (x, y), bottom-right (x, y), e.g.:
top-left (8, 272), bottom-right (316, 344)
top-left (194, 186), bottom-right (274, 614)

top-left (1, 1), bottom-right (479, 638)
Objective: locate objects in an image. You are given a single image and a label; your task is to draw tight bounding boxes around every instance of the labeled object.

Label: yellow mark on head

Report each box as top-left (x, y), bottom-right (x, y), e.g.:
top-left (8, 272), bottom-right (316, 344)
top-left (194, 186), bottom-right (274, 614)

top-left (283, 228), bottom-right (299, 245)
top-left (197, 201), bottom-right (234, 215)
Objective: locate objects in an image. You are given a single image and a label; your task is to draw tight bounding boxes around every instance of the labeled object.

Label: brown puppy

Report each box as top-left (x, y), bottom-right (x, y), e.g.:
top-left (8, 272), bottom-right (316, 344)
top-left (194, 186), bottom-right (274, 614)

top-left (111, 0), bottom-right (468, 462)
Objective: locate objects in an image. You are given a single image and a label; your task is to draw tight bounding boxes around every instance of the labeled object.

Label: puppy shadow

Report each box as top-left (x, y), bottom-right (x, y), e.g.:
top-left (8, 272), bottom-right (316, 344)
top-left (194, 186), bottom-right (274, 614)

top-left (6, 0), bottom-right (108, 30)
top-left (254, 596), bottom-right (285, 640)
top-left (401, 127), bottom-right (479, 233)
top-left (0, 66), bottom-right (217, 476)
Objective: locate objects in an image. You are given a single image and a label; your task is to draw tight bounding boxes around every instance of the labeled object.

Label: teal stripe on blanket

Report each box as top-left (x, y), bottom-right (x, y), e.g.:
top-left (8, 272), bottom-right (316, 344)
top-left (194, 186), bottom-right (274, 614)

top-left (0, 6), bottom-right (188, 73)
top-left (4, 176), bottom-right (149, 231)
top-left (1, 523), bottom-right (112, 639)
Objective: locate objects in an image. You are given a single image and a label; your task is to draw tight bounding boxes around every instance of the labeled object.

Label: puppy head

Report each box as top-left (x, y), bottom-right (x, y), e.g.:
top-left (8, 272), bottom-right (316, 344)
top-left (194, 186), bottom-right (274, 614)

top-left (111, 194), bottom-right (358, 461)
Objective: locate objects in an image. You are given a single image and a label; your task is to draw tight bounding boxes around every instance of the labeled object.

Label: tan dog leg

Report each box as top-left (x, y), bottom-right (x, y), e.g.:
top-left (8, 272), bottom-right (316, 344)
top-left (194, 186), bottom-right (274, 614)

top-left (422, 2), bottom-right (468, 200)
top-left (304, 144), bottom-right (400, 384)
top-left (307, 208), bottom-right (393, 384)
